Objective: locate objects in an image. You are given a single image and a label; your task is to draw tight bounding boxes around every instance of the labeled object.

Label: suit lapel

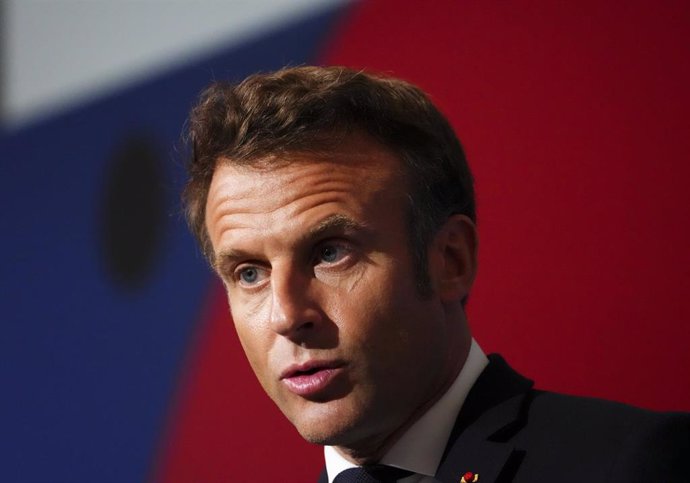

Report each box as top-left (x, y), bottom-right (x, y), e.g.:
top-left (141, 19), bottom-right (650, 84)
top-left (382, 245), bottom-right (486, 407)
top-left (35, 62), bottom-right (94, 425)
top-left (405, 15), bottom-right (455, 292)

top-left (434, 355), bottom-right (534, 483)
top-left (316, 356), bottom-right (534, 483)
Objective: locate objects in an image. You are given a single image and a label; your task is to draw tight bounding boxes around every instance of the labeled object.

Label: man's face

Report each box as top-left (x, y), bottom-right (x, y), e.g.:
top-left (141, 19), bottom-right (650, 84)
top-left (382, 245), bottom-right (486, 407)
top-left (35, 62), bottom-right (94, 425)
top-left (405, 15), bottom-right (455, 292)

top-left (205, 136), bottom-right (460, 453)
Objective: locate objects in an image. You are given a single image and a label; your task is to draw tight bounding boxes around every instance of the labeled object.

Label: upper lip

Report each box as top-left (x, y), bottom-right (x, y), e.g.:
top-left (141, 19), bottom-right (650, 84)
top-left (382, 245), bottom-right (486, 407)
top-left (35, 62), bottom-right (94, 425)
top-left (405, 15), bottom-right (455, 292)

top-left (279, 359), bottom-right (344, 380)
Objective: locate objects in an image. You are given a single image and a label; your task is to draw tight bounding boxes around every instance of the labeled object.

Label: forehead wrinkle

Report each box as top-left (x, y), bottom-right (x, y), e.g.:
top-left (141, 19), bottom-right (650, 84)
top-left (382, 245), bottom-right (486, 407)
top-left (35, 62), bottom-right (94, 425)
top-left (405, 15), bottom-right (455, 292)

top-left (206, 151), bottom-right (401, 262)
top-left (212, 205), bottom-right (370, 275)
top-left (210, 191), bottom-right (355, 260)
top-left (209, 221), bottom-right (260, 273)
top-left (205, 197), bottom-right (254, 251)
top-left (271, 186), bottom-right (352, 225)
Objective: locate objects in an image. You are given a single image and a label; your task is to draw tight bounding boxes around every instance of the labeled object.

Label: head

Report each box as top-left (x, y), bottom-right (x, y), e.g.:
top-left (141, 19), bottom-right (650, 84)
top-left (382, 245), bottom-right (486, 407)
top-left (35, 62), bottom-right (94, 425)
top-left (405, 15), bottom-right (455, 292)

top-left (183, 66), bottom-right (478, 459)
top-left (184, 66), bottom-right (475, 297)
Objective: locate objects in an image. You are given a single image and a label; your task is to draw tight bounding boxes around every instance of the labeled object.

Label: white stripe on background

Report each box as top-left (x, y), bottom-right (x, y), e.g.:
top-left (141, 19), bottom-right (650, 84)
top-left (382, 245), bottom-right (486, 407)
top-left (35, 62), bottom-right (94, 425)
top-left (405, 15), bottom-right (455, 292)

top-left (4, 0), bottom-right (349, 129)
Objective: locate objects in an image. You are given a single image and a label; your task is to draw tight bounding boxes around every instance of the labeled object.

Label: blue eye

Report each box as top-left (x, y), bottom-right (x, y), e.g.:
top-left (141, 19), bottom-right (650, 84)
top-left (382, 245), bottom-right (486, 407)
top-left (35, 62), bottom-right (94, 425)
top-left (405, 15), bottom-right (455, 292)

top-left (321, 245), bottom-right (338, 263)
top-left (318, 244), bottom-right (346, 264)
top-left (239, 267), bottom-right (259, 284)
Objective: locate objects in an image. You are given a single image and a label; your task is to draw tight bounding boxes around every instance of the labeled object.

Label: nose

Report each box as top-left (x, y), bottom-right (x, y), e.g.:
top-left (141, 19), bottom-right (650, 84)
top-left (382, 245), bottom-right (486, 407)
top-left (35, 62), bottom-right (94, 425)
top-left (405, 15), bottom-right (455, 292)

top-left (268, 268), bottom-right (322, 337)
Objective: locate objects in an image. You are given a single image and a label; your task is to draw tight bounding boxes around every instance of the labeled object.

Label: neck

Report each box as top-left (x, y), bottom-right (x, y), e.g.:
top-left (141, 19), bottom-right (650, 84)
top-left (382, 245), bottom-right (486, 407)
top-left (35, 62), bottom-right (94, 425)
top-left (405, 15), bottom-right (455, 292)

top-left (334, 318), bottom-right (472, 465)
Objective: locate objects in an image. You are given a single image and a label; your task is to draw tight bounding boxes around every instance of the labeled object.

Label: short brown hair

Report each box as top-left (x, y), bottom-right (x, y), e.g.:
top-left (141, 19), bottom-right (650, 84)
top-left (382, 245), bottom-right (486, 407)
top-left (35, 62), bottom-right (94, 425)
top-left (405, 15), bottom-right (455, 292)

top-left (183, 65), bottom-right (475, 295)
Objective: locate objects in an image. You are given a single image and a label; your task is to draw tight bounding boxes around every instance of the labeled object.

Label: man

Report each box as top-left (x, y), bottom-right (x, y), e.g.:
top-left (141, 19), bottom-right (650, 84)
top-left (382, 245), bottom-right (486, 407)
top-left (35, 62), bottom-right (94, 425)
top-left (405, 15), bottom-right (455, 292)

top-left (183, 66), bottom-right (689, 482)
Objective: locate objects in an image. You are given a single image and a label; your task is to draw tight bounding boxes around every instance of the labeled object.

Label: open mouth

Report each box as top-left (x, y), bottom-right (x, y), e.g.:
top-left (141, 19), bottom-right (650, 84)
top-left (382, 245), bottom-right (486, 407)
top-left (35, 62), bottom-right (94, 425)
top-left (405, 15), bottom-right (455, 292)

top-left (292, 366), bottom-right (323, 377)
top-left (280, 361), bottom-right (345, 397)
top-left (281, 360), bottom-right (342, 380)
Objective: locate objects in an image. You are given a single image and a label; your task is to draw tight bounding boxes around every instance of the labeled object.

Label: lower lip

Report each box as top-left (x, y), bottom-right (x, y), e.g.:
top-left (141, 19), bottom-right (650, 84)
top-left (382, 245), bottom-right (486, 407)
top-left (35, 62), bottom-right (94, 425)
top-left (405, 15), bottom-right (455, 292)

top-left (282, 367), bottom-right (343, 397)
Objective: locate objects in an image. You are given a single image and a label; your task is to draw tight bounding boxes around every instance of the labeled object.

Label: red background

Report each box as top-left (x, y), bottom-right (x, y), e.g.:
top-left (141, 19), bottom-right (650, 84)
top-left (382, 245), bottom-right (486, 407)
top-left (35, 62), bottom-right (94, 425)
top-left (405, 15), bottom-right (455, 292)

top-left (154, 1), bottom-right (690, 482)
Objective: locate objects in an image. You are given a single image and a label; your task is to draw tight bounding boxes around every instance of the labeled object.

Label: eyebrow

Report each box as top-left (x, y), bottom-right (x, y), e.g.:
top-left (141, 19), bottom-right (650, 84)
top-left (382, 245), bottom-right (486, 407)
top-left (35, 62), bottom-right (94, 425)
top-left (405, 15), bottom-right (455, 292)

top-left (305, 214), bottom-right (367, 241)
top-left (213, 247), bottom-right (248, 276)
top-left (212, 214), bottom-right (368, 273)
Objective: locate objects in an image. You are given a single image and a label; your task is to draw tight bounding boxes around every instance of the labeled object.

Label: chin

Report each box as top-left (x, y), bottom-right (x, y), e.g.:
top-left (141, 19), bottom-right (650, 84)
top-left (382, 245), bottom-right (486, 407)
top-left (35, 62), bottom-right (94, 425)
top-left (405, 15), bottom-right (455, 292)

top-left (286, 399), bottom-right (364, 447)
top-left (292, 419), bottom-right (351, 446)
top-left (296, 427), bottom-right (337, 446)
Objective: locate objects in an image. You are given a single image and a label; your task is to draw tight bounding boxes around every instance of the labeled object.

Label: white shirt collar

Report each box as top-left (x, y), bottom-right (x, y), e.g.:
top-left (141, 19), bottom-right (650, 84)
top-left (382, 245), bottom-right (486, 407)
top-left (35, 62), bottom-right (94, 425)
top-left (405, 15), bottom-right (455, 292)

top-left (324, 339), bottom-right (488, 482)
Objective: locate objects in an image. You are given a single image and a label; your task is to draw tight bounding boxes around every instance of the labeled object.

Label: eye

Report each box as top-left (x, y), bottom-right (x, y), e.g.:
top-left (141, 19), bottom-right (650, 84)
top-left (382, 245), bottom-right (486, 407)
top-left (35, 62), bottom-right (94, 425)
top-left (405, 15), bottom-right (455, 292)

top-left (235, 265), bottom-right (267, 286)
top-left (316, 242), bottom-right (348, 265)
top-left (240, 267), bottom-right (258, 283)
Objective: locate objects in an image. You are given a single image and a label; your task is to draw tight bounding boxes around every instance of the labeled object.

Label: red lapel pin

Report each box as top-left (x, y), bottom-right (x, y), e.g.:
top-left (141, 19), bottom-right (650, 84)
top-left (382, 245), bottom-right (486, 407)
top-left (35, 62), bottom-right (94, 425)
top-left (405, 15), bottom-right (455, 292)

top-left (460, 471), bottom-right (479, 482)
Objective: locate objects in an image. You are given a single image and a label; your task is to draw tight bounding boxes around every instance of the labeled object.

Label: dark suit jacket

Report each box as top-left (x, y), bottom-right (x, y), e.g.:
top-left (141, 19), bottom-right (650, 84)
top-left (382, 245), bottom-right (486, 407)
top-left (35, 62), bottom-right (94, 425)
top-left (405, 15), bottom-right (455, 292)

top-left (319, 355), bottom-right (690, 483)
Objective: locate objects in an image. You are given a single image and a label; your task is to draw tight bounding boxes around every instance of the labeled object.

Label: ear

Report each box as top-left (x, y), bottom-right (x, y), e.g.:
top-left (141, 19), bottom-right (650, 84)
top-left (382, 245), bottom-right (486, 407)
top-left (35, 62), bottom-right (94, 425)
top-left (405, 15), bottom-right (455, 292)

top-left (430, 214), bottom-right (479, 303)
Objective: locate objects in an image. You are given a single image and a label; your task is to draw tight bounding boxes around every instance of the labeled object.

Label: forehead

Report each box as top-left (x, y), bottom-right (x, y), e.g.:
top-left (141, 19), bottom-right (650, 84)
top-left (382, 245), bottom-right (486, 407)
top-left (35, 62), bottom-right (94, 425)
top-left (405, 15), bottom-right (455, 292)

top-left (204, 135), bottom-right (409, 251)
top-left (206, 135), bottom-right (406, 216)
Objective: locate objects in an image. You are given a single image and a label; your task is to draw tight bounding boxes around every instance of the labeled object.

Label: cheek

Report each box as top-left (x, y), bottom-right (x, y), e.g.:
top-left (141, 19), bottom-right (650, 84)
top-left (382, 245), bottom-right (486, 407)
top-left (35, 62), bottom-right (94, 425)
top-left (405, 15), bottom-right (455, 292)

top-left (230, 306), bottom-right (272, 381)
top-left (351, 272), bottom-right (433, 355)
top-left (331, 280), bottom-right (405, 355)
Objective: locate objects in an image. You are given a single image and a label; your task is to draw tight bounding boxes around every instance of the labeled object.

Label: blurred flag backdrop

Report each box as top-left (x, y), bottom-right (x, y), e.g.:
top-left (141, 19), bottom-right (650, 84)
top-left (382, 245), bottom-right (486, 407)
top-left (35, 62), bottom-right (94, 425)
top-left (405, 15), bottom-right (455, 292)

top-left (1, 1), bottom-right (688, 482)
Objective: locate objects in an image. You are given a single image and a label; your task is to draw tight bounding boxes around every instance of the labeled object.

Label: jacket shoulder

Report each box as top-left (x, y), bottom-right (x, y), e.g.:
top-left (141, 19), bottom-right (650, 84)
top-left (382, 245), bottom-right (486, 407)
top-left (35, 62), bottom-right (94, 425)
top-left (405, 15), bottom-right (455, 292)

top-left (518, 390), bottom-right (690, 482)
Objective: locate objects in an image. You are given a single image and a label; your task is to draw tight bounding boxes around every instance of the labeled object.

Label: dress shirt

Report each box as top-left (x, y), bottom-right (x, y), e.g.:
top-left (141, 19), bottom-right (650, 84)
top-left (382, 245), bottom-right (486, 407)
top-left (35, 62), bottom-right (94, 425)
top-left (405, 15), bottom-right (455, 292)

top-left (325, 339), bottom-right (489, 483)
